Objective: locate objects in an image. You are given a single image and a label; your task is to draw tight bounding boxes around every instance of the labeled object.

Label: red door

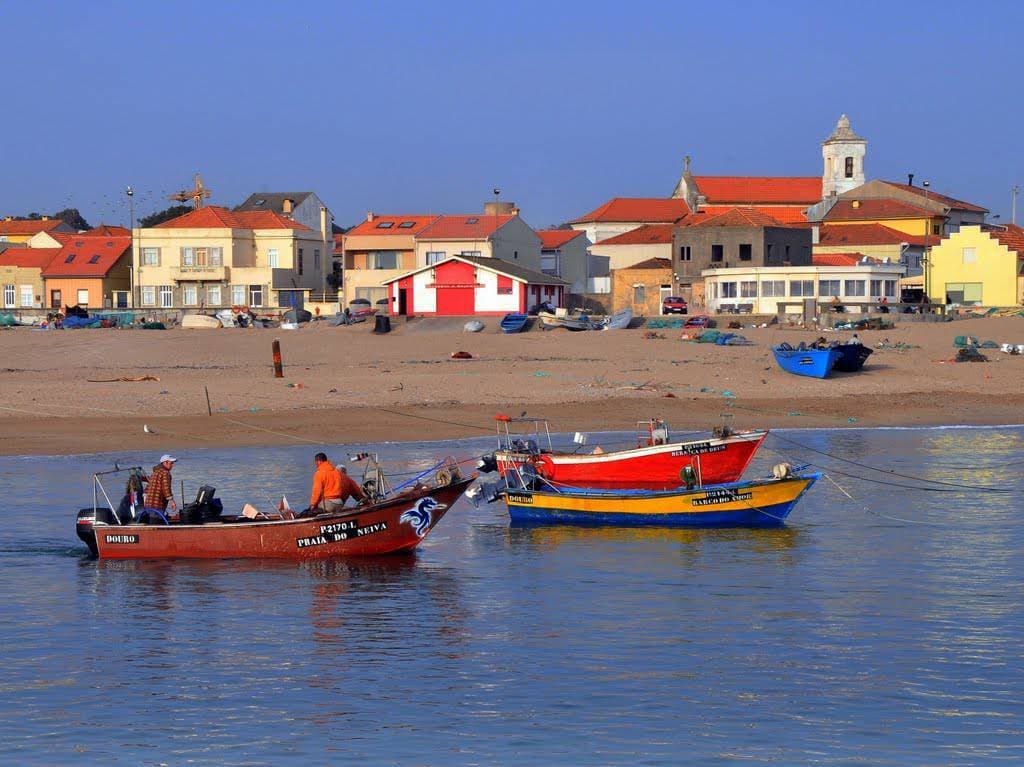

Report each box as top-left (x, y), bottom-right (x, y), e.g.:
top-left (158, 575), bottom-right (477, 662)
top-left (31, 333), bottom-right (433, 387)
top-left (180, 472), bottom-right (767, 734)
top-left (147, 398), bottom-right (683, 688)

top-left (437, 286), bottom-right (475, 315)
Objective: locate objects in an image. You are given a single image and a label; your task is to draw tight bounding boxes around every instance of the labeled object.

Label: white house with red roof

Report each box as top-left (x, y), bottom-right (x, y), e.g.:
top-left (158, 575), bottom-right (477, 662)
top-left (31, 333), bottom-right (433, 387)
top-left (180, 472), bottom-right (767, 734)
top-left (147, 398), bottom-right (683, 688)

top-left (589, 223), bottom-right (674, 270)
top-left (568, 198), bottom-right (690, 246)
top-left (382, 254), bottom-right (566, 316)
top-left (134, 205), bottom-right (328, 311)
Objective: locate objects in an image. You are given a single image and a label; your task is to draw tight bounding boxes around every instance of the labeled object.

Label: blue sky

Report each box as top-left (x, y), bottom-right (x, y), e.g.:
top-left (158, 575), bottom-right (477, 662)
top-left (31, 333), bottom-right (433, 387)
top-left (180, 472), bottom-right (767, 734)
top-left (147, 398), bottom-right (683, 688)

top-left (3, 1), bottom-right (1022, 228)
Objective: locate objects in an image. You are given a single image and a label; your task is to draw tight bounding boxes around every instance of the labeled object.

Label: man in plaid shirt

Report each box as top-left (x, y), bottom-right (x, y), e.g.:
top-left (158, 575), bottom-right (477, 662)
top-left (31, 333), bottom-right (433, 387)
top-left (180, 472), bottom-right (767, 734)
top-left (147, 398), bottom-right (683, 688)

top-left (144, 454), bottom-right (179, 522)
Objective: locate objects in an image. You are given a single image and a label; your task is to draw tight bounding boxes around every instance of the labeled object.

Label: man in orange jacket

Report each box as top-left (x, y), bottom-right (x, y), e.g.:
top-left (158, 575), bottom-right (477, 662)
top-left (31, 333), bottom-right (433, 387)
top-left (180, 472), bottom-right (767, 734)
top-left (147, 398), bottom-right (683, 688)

top-left (309, 452), bottom-right (365, 513)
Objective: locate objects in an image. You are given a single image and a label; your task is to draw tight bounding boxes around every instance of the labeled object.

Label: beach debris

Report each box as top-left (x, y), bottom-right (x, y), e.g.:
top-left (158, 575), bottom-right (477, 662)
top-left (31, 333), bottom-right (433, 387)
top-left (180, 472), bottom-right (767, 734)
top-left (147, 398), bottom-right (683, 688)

top-left (664, 392), bottom-right (677, 398)
top-left (644, 331), bottom-right (666, 339)
top-left (722, 390), bottom-right (736, 398)
top-left (86, 375), bottom-right (161, 382)
top-left (450, 351), bottom-right (474, 359)
top-left (143, 424), bottom-right (157, 434)
top-left (999, 343), bottom-right (1023, 355)
top-left (390, 383), bottom-right (404, 391)
top-left (534, 371), bottom-right (550, 377)
top-left (286, 382), bottom-right (305, 389)
top-left (328, 387), bottom-right (338, 393)
top-left (956, 348), bottom-right (989, 363)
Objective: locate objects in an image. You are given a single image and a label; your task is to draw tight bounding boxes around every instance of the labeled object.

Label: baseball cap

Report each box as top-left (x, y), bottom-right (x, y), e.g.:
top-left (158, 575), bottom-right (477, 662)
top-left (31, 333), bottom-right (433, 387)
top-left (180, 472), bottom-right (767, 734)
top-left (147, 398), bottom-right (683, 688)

top-left (160, 454), bottom-right (178, 463)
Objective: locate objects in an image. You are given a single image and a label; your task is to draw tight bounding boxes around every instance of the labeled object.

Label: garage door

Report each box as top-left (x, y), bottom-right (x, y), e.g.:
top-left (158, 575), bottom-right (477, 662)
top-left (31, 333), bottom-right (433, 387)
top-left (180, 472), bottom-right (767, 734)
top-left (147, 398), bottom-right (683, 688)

top-left (436, 286), bottom-right (475, 315)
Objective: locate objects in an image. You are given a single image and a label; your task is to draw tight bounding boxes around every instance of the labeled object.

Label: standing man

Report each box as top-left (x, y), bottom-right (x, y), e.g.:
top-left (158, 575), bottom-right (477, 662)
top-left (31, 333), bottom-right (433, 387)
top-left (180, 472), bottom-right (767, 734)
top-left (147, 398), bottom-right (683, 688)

top-left (143, 454), bottom-right (178, 523)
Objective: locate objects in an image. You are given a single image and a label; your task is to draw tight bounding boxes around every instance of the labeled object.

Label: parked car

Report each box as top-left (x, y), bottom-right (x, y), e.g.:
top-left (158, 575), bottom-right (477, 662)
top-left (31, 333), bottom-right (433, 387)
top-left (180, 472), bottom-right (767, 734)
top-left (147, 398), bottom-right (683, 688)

top-left (684, 314), bottom-right (711, 329)
top-left (662, 296), bottom-right (688, 314)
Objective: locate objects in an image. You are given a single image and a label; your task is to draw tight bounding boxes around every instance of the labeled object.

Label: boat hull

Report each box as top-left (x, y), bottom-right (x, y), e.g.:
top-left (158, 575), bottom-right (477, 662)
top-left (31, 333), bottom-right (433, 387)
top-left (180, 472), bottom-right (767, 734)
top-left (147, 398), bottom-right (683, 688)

top-left (505, 474), bottom-right (819, 527)
top-left (495, 431), bottom-right (767, 489)
top-left (772, 347), bottom-right (841, 378)
top-left (538, 312), bottom-right (596, 331)
top-left (833, 343), bottom-right (873, 372)
top-left (500, 313), bottom-right (529, 333)
top-left (89, 479), bottom-right (473, 560)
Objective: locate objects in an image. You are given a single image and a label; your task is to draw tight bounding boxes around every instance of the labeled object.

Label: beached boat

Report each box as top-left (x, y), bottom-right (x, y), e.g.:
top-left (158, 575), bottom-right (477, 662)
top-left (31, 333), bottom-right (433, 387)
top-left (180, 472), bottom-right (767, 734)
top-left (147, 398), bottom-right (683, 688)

top-left (601, 308), bottom-right (632, 330)
top-left (538, 308), bottom-right (599, 331)
top-left (500, 313), bottom-right (529, 333)
top-left (772, 344), bottom-right (841, 379)
top-left (181, 314), bottom-right (221, 329)
top-left (464, 320), bottom-right (485, 332)
top-left (502, 469), bottom-right (819, 528)
top-left (75, 459), bottom-right (474, 560)
top-left (833, 342), bottom-right (873, 372)
top-left (480, 416), bottom-right (768, 489)
top-left (283, 308), bottom-right (312, 324)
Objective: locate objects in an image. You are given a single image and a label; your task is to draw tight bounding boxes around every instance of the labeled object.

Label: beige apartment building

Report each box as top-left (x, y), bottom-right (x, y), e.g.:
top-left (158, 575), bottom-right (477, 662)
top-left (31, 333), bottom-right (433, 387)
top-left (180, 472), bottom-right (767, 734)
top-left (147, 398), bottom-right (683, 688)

top-left (134, 206), bottom-right (328, 311)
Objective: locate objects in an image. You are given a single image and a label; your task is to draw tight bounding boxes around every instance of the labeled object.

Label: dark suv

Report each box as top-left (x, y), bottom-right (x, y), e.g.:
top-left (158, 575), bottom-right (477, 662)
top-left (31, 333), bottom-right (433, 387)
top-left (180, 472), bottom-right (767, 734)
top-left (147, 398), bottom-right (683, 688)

top-left (662, 296), bottom-right (688, 314)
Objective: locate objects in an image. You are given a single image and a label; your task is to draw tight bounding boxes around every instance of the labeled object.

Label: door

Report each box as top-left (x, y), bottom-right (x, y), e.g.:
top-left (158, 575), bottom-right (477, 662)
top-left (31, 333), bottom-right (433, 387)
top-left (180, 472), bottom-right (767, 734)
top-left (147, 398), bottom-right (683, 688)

top-left (398, 288), bottom-right (408, 316)
top-left (436, 286), bottom-right (475, 315)
top-left (50, 290), bottom-right (62, 309)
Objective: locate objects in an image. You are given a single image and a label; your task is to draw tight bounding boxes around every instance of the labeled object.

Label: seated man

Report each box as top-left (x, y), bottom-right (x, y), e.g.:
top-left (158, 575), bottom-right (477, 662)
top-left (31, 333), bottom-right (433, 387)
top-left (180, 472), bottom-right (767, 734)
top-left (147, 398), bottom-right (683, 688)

top-left (831, 295), bottom-right (845, 313)
top-left (309, 453), bottom-right (366, 514)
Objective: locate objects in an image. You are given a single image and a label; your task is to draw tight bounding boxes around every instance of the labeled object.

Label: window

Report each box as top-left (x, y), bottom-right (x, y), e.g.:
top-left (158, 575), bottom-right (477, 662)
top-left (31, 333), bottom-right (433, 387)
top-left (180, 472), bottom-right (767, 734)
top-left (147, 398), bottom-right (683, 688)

top-left (297, 249), bottom-right (304, 275)
top-left (159, 286), bottom-right (173, 308)
top-left (398, 221), bottom-right (415, 229)
top-left (633, 285), bottom-right (645, 304)
top-left (207, 285), bottom-right (222, 305)
top-left (761, 280), bottom-right (786, 297)
top-left (142, 286), bottom-right (155, 306)
top-left (884, 280), bottom-right (897, 297)
top-left (425, 251), bottom-right (446, 265)
top-left (370, 251), bottom-right (399, 269)
top-left (181, 247), bottom-right (194, 266)
top-left (845, 156), bottom-right (854, 178)
top-left (231, 284), bottom-right (246, 306)
top-left (784, 245), bottom-right (791, 262)
top-left (541, 253), bottom-right (559, 276)
top-left (711, 244), bottom-right (724, 263)
top-left (962, 247), bottom-right (977, 264)
top-left (209, 247), bottom-right (222, 266)
top-left (376, 221), bottom-right (394, 229)
top-left (314, 249), bottom-right (320, 271)
top-left (844, 280), bottom-right (866, 296)
top-left (183, 285), bottom-right (198, 305)
top-left (932, 224), bottom-right (941, 235)
top-left (789, 280), bottom-right (814, 297)
top-left (249, 284), bottom-right (263, 307)
top-left (679, 245), bottom-right (691, 262)
top-left (497, 275), bottom-right (513, 295)
top-left (268, 248), bottom-right (279, 268)
top-left (88, 255), bottom-right (101, 264)
top-left (945, 282), bottom-right (983, 304)
top-left (76, 288), bottom-right (89, 306)
top-left (819, 280), bottom-right (841, 297)
top-left (466, 217), bottom-right (479, 224)
top-left (459, 250), bottom-right (482, 257)
top-left (3, 284), bottom-right (13, 307)
top-left (720, 282), bottom-right (737, 298)
top-left (114, 291), bottom-right (129, 309)
top-left (738, 243), bottom-right (752, 261)
top-left (142, 247), bottom-right (160, 265)
top-left (64, 254), bottom-right (76, 264)
top-left (740, 281), bottom-right (757, 298)
top-left (20, 285), bottom-right (33, 307)
top-left (870, 279), bottom-right (883, 297)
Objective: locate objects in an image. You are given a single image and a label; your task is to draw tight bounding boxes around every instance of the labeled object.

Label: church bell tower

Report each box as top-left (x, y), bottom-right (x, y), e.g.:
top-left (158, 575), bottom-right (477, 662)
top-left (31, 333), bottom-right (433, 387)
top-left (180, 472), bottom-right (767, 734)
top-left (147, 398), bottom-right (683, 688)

top-left (822, 114), bottom-right (866, 197)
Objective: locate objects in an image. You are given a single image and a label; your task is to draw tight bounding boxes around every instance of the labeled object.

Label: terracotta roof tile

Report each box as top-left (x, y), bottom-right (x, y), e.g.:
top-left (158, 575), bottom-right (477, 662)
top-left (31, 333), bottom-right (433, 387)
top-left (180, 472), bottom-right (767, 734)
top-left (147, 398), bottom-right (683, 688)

top-left (697, 204), bottom-right (809, 223)
top-left (42, 237), bottom-right (131, 278)
top-left (416, 214), bottom-right (516, 240)
top-left (569, 198), bottom-right (690, 224)
top-left (819, 223), bottom-right (929, 247)
top-left (345, 214), bottom-right (440, 237)
top-left (988, 223), bottom-right (1024, 258)
top-left (0, 219), bottom-right (69, 236)
top-left (619, 257), bottom-right (672, 270)
top-left (595, 224), bottom-right (674, 245)
top-left (812, 253), bottom-right (869, 266)
top-left (154, 206), bottom-right (310, 230)
top-left (824, 198), bottom-right (937, 222)
top-left (881, 181), bottom-right (988, 213)
top-left (85, 224), bottom-right (131, 236)
top-left (538, 229), bottom-right (585, 249)
top-left (0, 247), bottom-right (61, 269)
top-left (683, 207), bottom-right (786, 229)
top-left (693, 176), bottom-right (822, 204)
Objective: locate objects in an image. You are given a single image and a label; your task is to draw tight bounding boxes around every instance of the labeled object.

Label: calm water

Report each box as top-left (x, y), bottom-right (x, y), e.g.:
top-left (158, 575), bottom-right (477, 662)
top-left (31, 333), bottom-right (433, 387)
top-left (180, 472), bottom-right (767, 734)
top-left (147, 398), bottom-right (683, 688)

top-left (1, 427), bottom-right (1022, 765)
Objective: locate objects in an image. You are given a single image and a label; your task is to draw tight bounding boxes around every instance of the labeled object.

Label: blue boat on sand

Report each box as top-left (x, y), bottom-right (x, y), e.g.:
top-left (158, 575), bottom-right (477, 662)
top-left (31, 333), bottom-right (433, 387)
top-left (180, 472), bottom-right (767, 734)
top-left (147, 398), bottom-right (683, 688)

top-left (833, 343), bottom-right (873, 372)
top-left (500, 313), bottom-right (529, 333)
top-left (772, 344), bottom-right (841, 379)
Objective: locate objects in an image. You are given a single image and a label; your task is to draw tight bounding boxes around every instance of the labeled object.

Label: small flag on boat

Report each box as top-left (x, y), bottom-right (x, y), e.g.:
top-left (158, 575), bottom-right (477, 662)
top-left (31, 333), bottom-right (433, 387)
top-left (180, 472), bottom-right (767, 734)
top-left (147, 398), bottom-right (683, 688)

top-left (278, 495), bottom-right (291, 512)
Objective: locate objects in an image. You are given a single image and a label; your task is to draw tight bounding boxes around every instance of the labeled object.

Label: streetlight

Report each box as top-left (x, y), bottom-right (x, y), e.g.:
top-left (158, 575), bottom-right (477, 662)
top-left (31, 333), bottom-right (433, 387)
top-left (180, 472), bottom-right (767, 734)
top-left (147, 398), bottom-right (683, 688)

top-left (492, 187), bottom-right (501, 257)
top-left (126, 186), bottom-right (136, 308)
top-left (1012, 185), bottom-right (1020, 225)
top-left (922, 180), bottom-right (931, 309)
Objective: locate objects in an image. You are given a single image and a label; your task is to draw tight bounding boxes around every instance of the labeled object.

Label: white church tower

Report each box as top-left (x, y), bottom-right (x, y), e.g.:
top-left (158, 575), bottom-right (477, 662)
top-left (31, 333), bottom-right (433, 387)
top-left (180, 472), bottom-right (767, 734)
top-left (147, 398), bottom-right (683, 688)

top-left (821, 114), bottom-right (866, 198)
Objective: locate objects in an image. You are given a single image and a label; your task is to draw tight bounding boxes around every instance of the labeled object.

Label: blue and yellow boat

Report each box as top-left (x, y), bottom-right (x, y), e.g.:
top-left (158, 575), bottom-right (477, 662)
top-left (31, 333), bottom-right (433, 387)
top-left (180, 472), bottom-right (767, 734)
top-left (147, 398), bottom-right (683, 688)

top-left (503, 472), bottom-right (819, 527)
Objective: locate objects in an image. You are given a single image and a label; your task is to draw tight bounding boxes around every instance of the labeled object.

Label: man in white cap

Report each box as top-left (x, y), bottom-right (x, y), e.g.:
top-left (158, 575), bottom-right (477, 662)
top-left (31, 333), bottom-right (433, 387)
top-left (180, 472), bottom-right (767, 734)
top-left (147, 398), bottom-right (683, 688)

top-left (143, 454), bottom-right (179, 523)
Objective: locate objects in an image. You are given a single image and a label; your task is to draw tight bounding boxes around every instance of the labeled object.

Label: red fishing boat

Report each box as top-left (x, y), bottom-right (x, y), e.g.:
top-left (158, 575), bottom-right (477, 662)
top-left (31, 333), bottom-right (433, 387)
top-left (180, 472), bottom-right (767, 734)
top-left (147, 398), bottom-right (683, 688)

top-left (76, 457), bottom-right (473, 560)
top-left (480, 416), bottom-right (767, 490)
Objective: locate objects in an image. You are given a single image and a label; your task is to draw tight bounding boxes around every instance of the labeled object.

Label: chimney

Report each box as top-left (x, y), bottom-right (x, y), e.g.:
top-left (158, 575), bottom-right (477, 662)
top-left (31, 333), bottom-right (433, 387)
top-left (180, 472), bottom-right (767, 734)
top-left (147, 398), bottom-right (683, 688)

top-left (811, 224), bottom-right (820, 245)
top-left (282, 198), bottom-right (294, 215)
top-left (366, 212), bottom-right (375, 222)
top-left (42, 215), bottom-right (50, 221)
top-left (907, 173), bottom-right (914, 187)
top-left (511, 207), bottom-right (520, 217)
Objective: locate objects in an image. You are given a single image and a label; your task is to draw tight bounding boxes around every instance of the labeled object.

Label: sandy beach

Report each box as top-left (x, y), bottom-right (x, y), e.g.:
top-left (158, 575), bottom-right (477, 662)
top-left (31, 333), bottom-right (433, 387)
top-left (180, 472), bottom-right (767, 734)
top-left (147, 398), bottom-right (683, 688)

top-left (1, 315), bottom-right (1022, 456)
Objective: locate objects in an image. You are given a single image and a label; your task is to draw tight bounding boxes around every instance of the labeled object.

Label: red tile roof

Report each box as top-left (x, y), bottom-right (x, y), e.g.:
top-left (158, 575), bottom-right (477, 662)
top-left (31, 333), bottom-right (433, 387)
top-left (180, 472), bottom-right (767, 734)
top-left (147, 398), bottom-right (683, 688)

top-left (693, 176), bottom-right (822, 204)
top-left (812, 253), bottom-right (869, 266)
top-left (42, 237), bottom-right (131, 277)
top-left (416, 214), bottom-right (515, 240)
top-left (683, 207), bottom-right (786, 229)
top-left (569, 198), bottom-right (690, 224)
top-left (154, 206), bottom-right (310, 230)
top-left (86, 224), bottom-right (131, 236)
top-left (881, 181), bottom-right (988, 213)
top-left (620, 257), bottom-right (672, 270)
top-left (819, 223), bottom-right (929, 247)
top-left (697, 204), bottom-right (810, 223)
top-left (344, 214), bottom-right (440, 237)
top-left (595, 224), bottom-right (674, 245)
top-left (824, 198), bottom-right (938, 222)
top-left (0, 218), bottom-right (68, 236)
top-left (0, 247), bottom-right (61, 269)
top-left (538, 229), bottom-right (586, 249)
top-left (989, 223), bottom-right (1024, 258)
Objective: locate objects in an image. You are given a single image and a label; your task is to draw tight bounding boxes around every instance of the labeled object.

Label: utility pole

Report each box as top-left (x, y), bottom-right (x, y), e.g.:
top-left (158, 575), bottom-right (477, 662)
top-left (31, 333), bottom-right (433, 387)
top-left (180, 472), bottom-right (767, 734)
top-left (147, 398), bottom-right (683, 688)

top-left (126, 186), bottom-right (135, 308)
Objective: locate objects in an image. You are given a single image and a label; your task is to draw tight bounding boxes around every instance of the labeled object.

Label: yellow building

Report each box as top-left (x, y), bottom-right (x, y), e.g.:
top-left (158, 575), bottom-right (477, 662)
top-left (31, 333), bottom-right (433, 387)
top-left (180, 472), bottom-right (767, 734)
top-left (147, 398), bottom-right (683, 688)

top-left (822, 198), bottom-right (946, 241)
top-left (0, 217), bottom-right (74, 246)
top-left (0, 247), bottom-right (60, 309)
top-left (134, 206), bottom-right (328, 311)
top-left (925, 224), bottom-right (1024, 306)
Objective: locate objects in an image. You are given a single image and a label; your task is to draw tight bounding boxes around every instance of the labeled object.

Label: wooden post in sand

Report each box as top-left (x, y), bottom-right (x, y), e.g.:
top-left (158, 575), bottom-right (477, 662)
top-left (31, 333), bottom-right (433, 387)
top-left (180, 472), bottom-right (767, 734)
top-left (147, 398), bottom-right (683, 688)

top-left (272, 339), bottom-right (284, 378)
top-left (204, 385), bottom-right (212, 416)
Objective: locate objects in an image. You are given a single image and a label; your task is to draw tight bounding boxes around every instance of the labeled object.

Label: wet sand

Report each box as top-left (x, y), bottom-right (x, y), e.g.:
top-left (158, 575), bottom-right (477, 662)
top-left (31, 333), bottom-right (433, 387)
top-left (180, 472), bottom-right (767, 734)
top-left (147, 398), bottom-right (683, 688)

top-left (1, 316), bottom-right (1022, 455)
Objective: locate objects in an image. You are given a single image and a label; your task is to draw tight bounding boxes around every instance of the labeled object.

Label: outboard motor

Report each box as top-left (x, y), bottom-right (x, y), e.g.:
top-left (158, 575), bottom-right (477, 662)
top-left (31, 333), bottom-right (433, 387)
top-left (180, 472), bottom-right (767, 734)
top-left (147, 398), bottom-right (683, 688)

top-left (476, 453), bottom-right (499, 474)
top-left (180, 485), bottom-right (222, 525)
top-left (76, 507), bottom-right (115, 558)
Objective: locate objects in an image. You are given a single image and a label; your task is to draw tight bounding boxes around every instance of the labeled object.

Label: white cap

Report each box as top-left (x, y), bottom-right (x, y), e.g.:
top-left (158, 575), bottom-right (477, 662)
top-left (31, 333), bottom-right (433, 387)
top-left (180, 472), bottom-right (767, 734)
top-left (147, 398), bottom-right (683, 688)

top-left (160, 454), bottom-right (178, 463)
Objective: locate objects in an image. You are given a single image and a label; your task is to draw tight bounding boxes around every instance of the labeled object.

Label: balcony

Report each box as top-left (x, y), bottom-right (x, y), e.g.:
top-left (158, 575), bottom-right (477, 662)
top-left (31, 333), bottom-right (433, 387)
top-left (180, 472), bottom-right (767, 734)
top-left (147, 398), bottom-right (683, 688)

top-left (172, 265), bottom-right (228, 282)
